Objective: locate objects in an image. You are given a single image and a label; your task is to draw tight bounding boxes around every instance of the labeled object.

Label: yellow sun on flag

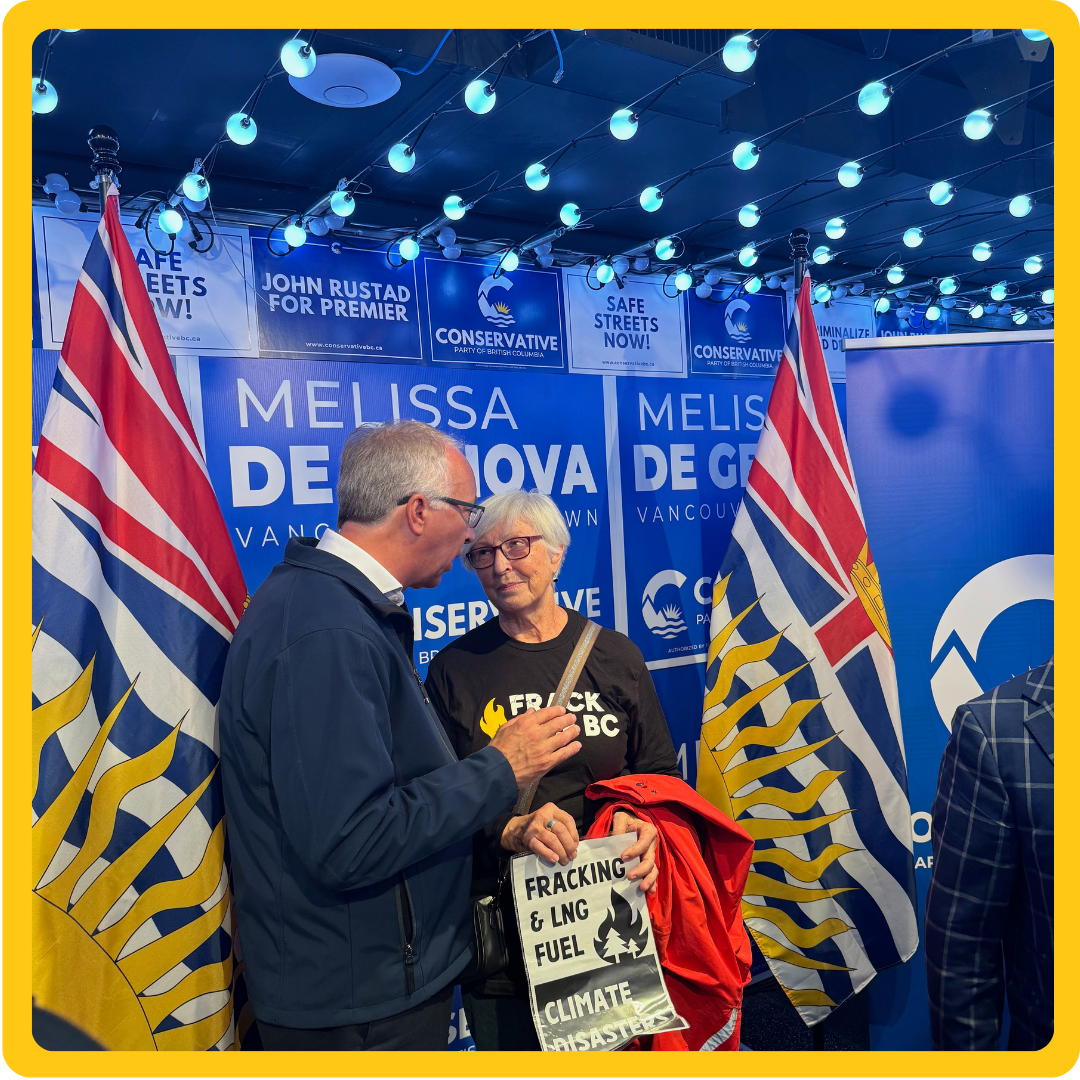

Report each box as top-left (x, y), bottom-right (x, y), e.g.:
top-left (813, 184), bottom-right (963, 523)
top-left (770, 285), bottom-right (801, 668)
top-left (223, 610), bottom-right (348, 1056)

top-left (31, 623), bottom-right (244, 1050)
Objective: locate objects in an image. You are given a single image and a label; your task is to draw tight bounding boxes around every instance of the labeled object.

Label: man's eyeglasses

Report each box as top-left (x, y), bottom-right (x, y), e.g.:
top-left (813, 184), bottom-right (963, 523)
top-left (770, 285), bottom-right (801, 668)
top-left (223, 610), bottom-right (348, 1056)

top-left (397, 493), bottom-right (485, 529)
top-left (465, 535), bottom-right (543, 570)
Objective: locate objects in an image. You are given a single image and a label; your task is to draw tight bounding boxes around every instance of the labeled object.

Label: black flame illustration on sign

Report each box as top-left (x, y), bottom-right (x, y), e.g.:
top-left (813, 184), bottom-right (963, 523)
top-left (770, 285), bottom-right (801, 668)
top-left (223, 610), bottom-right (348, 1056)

top-left (593, 888), bottom-right (650, 964)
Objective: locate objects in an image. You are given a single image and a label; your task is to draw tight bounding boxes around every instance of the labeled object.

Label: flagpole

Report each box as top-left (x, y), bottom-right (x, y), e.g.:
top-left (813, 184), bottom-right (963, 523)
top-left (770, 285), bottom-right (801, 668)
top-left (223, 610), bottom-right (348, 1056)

top-left (87, 125), bottom-right (121, 216)
top-left (790, 227), bottom-right (810, 291)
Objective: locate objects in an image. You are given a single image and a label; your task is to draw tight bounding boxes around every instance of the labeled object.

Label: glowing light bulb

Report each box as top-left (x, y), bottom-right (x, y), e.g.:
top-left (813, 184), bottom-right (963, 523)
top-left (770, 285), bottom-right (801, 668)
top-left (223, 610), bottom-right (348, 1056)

top-left (926, 304), bottom-right (942, 322)
top-left (825, 217), bottom-right (847, 240)
top-left (158, 207), bottom-right (183, 234)
top-left (875, 296), bottom-right (890, 313)
top-left (443, 195), bottom-right (468, 221)
top-left (609, 109), bottom-right (638, 140)
top-left (814, 284), bottom-right (832, 303)
top-left (596, 262), bottom-right (614, 284)
top-left (560, 203), bottom-right (581, 228)
top-left (499, 249), bottom-right (519, 273)
top-left (738, 203), bottom-right (760, 228)
top-left (525, 163), bottom-right (550, 191)
top-left (1009, 194), bottom-right (1033, 218)
top-left (722, 34), bottom-right (758, 72)
top-left (858, 81), bottom-right (892, 116)
top-left (969, 304), bottom-right (984, 319)
top-left (674, 270), bottom-right (693, 291)
top-left (929, 181), bottom-right (955, 206)
top-left (612, 256), bottom-right (630, 276)
top-left (182, 172), bottom-right (209, 202)
top-left (972, 241), bottom-right (992, 262)
top-left (1021, 29), bottom-right (1049, 40)
top-left (1024, 255), bottom-right (1043, 275)
top-left (732, 141), bottom-right (759, 171)
top-left (330, 190), bottom-right (354, 217)
top-left (963, 109), bottom-right (994, 140)
top-left (32, 77), bottom-right (58, 113)
top-left (283, 219), bottom-right (307, 247)
top-left (639, 186), bottom-right (663, 213)
top-left (226, 112), bottom-right (257, 145)
top-left (812, 245), bottom-right (832, 265)
top-left (655, 237), bottom-right (677, 261)
top-left (281, 38), bottom-right (316, 78)
top-left (838, 161), bottom-right (864, 188)
top-left (1013, 309), bottom-right (1028, 324)
top-left (398, 236), bottom-right (420, 261)
top-left (940, 276), bottom-right (959, 295)
top-left (1042, 288), bottom-right (1054, 304)
top-left (745, 276), bottom-right (762, 294)
top-left (887, 266), bottom-right (905, 285)
top-left (990, 282), bottom-right (1008, 301)
top-left (464, 79), bottom-right (496, 114)
top-left (903, 227), bottom-right (924, 248)
top-left (738, 244), bottom-right (758, 268)
top-left (388, 142), bottom-right (415, 173)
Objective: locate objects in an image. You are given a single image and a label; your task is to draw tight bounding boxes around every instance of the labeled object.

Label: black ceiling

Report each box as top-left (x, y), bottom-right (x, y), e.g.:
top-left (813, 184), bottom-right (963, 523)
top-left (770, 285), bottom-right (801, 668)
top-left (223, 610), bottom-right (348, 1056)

top-left (32, 28), bottom-right (1054, 313)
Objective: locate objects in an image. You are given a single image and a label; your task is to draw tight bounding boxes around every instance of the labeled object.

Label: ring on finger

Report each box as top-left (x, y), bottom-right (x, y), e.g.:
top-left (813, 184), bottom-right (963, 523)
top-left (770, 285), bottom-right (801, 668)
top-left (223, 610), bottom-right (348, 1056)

top-left (545, 819), bottom-right (557, 830)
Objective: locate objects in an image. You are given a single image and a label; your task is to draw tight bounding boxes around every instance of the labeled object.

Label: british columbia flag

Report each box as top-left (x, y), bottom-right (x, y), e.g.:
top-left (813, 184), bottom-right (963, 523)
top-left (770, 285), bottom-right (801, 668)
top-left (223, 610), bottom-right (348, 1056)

top-left (696, 278), bottom-right (918, 1025)
top-left (31, 187), bottom-right (251, 1049)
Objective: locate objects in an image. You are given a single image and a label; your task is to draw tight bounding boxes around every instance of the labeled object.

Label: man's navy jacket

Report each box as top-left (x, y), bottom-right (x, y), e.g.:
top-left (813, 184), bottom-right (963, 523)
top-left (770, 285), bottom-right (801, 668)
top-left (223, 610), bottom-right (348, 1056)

top-left (219, 537), bottom-right (518, 1028)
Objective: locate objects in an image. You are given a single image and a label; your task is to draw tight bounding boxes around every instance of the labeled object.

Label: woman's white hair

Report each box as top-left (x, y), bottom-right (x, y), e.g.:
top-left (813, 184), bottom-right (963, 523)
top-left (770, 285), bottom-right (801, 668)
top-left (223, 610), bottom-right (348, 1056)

top-left (464, 489), bottom-right (571, 573)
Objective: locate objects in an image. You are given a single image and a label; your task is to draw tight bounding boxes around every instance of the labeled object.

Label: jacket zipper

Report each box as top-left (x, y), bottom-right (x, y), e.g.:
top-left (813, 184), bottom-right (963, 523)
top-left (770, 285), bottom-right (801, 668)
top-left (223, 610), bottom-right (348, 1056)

top-left (396, 874), bottom-right (417, 994)
top-left (411, 664), bottom-right (458, 759)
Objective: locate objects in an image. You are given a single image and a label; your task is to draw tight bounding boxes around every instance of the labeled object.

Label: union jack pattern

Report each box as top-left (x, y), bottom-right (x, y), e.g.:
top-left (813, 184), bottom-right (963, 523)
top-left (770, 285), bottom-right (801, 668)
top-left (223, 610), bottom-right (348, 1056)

top-left (697, 278), bottom-right (918, 1025)
top-left (31, 187), bottom-right (250, 1049)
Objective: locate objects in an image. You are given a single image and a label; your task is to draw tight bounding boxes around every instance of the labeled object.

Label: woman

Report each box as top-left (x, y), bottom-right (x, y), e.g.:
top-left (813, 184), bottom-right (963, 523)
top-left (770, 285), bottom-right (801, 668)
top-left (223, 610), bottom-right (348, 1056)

top-left (425, 489), bottom-right (680, 1050)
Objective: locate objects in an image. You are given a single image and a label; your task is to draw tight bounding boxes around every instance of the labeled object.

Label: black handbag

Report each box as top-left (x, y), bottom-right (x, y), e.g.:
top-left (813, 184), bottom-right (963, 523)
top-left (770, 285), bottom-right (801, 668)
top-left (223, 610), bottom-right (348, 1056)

top-left (461, 619), bottom-right (601, 983)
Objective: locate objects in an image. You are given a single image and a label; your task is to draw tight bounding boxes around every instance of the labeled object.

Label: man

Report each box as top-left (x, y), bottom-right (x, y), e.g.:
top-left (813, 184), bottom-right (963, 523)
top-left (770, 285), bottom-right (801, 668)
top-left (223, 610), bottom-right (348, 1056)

top-left (924, 659), bottom-right (1053, 1050)
top-left (219, 421), bottom-right (582, 1050)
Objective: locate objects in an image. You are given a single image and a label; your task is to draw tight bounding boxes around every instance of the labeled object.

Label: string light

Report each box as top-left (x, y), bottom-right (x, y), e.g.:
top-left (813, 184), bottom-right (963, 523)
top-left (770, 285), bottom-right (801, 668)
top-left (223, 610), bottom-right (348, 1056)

top-left (1021, 30), bottom-right (1049, 41)
top-left (182, 171), bottom-right (210, 202)
top-left (609, 108), bottom-right (638, 140)
top-left (722, 34), bottom-right (758, 72)
top-left (825, 217), bottom-right (847, 240)
top-left (990, 282), bottom-right (1008, 301)
top-left (655, 237), bottom-right (677, 261)
top-left (158, 206), bottom-right (183, 235)
top-left (559, 203), bottom-right (581, 228)
top-left (226, 112), bottom-right (257, 145)
top-left (674, 269), bottom-right (693, 291)
top-left (972, 241), bottom-right (993, 262)
top-left (903, 227), bottom-right (924, 248)
top-left (858, 81), bottom-right (892, 116)
top-left (704, 269), bottom-right (721, 285)
top-left (1009, 193), bottom-right (1034, 217)
top-left (738, 244), bottom-right (758, 267)
top-left (283, 218), bottom-right (307, 247)
top-left (837, 162), bottom-right (864, 188)
top-left (812, 245), bottom-right (832, 264)
top-left (928, 181), bottom-right (955, 205)
top-left (525, 163), bottom-right (550, 191)
top-left (280, 38), bottom-right (316, 78)
top-left (1042, 288), bottom-right (1054, 304)
top-left (1024, 255), bottom-right (1043, 274)
top-left (696, 283), bottom-right (713, 298)
top-left (887, 266), bottom-right (905, 284)
top-left (738, 203), bottom-right (760, 227)
top-left (744, 275), bottom-right (762, 294)
top-left (464, 79), bottom-right (496, 114)
top-left (498, 248), bottom-right (519, 273)
top-left (962, 108), bottom-right (995, 140)
top-left (398, 236), bottom-right (420, 261)
top-left (969, 304), bottom-right (984, 318)
top-left (940, 276), bottom-right (959, 295)
top-left (875, 296), bottom-right (891, 313)
top-left (1013, 309), bottom-right (1029, 324)
top-left (732, 141), bottom-right (760, 171)
top-left (612, 256), bottom-right (630, 276)
top-left (443, 195), bottom-right (469, 220)
top-left (633, 256), bottom-right (650, 272)
top-left (814, 283), bottom-right (832, 303)
top-left (925, 304), bottom-right (942, 321)
top-left (329, 189), bottom-right (355, 217)
top-left (388, 142), bottom-right (416, 173)
top-left (596, 261), bottom-right (615, 284)
top-left (31, 77), bottom-right (58, 113)
top-left (639, 186), bottom-right (663, 212)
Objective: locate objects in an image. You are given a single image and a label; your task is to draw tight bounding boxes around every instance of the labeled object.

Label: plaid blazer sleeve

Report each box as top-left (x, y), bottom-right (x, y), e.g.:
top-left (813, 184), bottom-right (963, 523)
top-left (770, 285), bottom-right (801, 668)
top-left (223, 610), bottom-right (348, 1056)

top-left (924, 705), bottom-right (1016, 1050)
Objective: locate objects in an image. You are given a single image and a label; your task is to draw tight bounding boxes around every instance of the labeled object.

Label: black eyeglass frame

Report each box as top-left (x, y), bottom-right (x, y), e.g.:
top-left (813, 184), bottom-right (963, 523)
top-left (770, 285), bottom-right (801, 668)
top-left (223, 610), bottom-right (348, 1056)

top-left (464, 535), bottom-right (544, 570)
top-left (396, 493), bottom-right (486, 528)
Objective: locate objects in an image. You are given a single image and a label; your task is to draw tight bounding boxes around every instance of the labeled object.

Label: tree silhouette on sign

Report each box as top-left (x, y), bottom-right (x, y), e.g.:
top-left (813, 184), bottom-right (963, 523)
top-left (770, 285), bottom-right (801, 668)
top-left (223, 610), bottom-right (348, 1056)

top-left (601, 926), bottom-right (630, 962)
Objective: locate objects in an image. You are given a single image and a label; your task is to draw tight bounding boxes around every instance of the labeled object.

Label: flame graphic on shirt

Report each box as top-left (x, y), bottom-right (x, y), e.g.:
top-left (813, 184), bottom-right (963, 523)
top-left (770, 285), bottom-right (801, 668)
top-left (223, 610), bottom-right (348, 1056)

top-left (479, 698), bottom-right (508, 738)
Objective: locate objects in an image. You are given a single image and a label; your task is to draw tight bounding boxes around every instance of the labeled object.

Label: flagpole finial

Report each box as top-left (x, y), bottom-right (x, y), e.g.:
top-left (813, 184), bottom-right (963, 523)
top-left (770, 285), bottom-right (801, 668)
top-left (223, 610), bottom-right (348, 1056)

top-left (87, 125), bottom-right (121, 215)
top-left (789, 228), bottom-right (810, 291)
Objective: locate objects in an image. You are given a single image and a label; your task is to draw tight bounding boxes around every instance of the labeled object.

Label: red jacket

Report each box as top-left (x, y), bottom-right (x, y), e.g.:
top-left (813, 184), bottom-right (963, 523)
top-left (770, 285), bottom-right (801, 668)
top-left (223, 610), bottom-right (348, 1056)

top-left (585, 775), bottom-right (754, 1051)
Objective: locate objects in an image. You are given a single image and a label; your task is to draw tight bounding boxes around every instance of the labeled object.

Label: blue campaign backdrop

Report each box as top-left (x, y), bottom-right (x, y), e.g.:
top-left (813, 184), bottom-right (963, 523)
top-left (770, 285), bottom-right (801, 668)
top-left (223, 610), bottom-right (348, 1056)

top-left (196, 356), bottom-right (613, 678)
top-left (846, 339), bottom-right (1053, 1050)
top-left (686, 288), bottom-right (786, 377)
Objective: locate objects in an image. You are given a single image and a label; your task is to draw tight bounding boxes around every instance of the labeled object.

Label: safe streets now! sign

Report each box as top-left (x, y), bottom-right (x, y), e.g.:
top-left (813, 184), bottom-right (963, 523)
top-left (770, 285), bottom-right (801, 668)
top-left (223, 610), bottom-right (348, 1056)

top-left (512, 834), bottom-right (686, 1051)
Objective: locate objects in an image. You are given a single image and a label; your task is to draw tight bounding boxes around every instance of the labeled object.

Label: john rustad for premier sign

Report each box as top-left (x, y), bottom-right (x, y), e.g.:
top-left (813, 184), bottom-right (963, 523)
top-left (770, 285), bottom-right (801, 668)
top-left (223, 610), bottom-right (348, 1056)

top-left (513, 834), bottom-right (686, 1051)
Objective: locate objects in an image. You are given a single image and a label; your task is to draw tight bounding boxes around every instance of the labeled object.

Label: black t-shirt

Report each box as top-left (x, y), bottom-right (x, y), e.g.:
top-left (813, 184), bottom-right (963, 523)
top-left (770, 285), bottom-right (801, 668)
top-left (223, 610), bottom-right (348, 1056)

top-left (425, 607), bottom-right (679, 995)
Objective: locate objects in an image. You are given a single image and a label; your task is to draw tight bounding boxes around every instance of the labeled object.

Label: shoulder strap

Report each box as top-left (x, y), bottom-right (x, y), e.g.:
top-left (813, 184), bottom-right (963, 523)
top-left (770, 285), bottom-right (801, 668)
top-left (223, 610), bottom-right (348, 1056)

top-left (513, 620), bottom-right (602, 817)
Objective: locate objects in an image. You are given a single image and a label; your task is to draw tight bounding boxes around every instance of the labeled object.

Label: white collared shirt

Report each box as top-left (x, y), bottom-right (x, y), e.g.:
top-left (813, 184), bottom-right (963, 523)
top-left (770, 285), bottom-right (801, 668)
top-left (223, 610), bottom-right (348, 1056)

top-left (316, 529), bottom-right (405, 606)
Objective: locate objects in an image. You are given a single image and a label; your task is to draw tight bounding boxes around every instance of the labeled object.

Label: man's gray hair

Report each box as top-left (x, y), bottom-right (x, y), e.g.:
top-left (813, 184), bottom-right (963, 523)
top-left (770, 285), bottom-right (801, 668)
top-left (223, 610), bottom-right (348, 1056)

top-left (464, 489), bottom-right (571, 572)
top-left (337, 421), bottom-right (464, 527)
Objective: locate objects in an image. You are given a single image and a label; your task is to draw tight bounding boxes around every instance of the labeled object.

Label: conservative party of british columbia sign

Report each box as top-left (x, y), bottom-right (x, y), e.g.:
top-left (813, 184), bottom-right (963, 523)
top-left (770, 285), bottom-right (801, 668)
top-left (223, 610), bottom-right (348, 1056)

top-left (513, 834), bottom-right (686, 1051)
top-left (686, 287), bottom-right (786, 377)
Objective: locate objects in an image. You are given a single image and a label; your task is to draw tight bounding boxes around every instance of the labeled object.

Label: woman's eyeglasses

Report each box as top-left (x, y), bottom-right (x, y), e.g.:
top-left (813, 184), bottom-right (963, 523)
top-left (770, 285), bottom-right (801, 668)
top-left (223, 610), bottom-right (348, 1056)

top-left (465, 535), bottom-right (543, 570)
top-left (397, 494), bottom-right (486, 529)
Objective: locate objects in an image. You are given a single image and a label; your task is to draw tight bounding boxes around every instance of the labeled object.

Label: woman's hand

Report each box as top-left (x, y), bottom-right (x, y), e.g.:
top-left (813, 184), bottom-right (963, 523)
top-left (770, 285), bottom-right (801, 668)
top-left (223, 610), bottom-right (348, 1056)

top-left (612, 811), bottom-right (659, 894)
top-left (501, 803), bottom-right (580, 865)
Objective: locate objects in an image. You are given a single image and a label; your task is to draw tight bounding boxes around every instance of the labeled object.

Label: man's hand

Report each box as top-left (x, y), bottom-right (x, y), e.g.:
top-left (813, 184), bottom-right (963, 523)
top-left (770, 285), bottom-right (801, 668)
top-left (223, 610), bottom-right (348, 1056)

top-left (612, 811), bottom-right (659, 894)
top-left (501, 803), bottom-right (579, 864)
top-left (488, 705), bottom-right (581, 790)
